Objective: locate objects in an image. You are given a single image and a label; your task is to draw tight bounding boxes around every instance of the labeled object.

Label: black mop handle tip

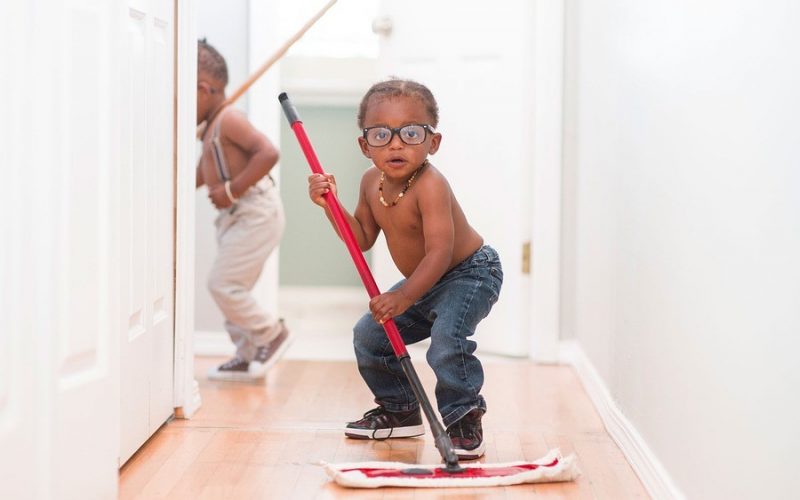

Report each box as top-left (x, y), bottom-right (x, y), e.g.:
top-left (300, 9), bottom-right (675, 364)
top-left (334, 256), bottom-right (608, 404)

top-left (278, 92), bottom-right (301, 124)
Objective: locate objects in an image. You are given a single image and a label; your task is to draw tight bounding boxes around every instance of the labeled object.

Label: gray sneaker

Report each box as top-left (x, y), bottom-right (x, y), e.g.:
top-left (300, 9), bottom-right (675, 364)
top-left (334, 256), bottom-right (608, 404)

top-left (249, 320), bottom-right (292, 376)
top-left (207, 357), bottom-right (259, 382)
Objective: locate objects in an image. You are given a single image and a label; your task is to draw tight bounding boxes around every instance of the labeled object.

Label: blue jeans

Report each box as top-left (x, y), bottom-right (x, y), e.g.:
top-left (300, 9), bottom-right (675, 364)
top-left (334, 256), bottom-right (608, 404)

top-left (353, 245), bottom-right (503, 427)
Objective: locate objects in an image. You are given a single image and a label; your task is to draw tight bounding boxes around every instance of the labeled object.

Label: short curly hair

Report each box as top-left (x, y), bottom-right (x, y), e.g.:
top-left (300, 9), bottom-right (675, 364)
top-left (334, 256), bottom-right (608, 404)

top-left (357, 79), bottom-right (439, 129)
top-left (198, 38), bottom-right (228, 88)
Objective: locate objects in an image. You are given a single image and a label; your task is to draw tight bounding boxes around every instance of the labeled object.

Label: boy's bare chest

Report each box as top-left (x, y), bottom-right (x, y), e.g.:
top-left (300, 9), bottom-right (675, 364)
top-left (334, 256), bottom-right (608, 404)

top-left (370, 197), bottom-right (422, 236)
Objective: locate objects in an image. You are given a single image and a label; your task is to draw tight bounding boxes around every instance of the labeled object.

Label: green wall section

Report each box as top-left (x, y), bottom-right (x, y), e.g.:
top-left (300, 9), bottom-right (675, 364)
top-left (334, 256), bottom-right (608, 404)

top-left (278, 105), bottom-right (372, 286)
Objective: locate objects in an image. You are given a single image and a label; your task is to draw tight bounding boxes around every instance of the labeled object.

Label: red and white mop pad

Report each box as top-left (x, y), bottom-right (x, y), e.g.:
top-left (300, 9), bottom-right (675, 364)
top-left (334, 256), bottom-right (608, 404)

top-left (322, 448), bottom-right (580, 488)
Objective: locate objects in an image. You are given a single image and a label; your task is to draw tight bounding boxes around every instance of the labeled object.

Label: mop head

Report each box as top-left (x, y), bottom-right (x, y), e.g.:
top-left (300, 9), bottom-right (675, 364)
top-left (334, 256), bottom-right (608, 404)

top-left (323, 448), bottom-right (580, 488)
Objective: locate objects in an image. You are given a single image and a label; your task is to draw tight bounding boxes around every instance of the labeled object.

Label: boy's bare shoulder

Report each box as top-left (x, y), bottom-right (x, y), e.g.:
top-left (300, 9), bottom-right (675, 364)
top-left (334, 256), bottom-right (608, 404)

top-left (217, 108), bottom-right (258, 139)
top-left (221, 107), bottom-right (251, 126)
top-left (221, 109), bottom-right (274, 155)
top-left (421, 163), bottom-right (445, 180)
top-left (417, 163), bottom-right (451, 193)
top-left (360, 164), bottom-right (381, 185)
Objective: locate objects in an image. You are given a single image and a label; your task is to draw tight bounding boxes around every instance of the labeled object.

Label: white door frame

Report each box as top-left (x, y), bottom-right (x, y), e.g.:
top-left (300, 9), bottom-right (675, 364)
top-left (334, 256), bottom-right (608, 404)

top-left (173, 0), bottom-right (201, 418)
top-left (529, 0), bottom-right (565, 363)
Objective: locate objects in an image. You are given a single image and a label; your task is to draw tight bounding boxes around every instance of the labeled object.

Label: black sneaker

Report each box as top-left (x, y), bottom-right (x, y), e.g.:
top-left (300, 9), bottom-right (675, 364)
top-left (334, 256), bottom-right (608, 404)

top-left (345, 406), bottom-right (425, 440)
top-left (447, 409), bottom-right (485, 460)
top-left (250, 320), bottom-right (293, 376)
top-left (207, 357), bottom-right (255, 382)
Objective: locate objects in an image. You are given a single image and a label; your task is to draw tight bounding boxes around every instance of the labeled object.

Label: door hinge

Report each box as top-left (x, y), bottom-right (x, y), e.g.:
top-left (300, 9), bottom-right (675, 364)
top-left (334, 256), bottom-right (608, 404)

top-left (522, 241), bottom-right (531, 274)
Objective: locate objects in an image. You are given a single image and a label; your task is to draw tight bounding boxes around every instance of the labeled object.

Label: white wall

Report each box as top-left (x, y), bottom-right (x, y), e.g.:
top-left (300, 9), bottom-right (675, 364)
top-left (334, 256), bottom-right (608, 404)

top-left (563, 1), bottom-right (800, 498)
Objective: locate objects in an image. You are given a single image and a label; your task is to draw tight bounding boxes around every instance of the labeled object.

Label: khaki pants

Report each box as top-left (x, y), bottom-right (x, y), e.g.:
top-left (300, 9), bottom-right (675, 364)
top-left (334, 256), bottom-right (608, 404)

top-left (208, 184), bottom-right (285, 362)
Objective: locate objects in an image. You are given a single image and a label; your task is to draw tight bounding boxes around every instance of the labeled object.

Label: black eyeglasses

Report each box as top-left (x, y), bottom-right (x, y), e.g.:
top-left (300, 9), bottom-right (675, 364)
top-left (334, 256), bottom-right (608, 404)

top-left (362, 124), bottom-right (435, 147)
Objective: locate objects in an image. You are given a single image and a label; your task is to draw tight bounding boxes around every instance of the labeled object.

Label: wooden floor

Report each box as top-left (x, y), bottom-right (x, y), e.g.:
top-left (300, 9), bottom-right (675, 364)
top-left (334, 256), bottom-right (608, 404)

top-left (119, 356), bottom-right (648, 499)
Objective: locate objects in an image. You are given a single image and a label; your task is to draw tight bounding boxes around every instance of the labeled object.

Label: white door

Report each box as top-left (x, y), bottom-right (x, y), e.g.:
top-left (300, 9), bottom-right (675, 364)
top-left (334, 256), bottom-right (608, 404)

top-left (119, 0), bottom-right (176, 464)
top-left (1, 4), bottom-right (40, 495)
top-left (1, 0), bottom-right (122, 498)
top-left (373, 1), bottom-right (539, 356)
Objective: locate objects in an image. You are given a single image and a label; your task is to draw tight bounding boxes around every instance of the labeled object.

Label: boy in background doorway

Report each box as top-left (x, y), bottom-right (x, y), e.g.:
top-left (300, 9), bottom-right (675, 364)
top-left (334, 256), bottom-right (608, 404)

top-left (196, 39), bottom-right (291, 381)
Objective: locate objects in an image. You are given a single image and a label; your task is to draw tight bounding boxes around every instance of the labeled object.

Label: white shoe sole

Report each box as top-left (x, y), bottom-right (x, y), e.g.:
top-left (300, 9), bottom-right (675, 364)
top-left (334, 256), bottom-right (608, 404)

top-left (249, 330), bottom-right (294, 376)
top-left (207, 367), bottom-right (264, 382)
top-left (344, 424), bottom-right (425, 440)
top-left (453, 440), bottom-right (486, 460)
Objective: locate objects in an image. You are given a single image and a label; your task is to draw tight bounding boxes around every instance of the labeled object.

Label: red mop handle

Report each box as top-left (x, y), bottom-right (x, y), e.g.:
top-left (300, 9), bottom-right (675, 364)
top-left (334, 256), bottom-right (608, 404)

top-left (279, 93), bottom-right (408, 357)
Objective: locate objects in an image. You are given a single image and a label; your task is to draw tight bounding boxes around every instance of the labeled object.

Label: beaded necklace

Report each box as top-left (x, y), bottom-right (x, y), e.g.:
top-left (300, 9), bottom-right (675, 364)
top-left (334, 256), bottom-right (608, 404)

top-left (378, 160), bottom-right (428, 207)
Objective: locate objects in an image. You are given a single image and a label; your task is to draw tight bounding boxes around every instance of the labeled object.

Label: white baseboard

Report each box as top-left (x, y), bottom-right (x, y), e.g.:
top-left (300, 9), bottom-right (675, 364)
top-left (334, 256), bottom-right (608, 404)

top-left (194, 330), bottom-right (236, 357)
top-left (559, 340), bottom-right (685, 500)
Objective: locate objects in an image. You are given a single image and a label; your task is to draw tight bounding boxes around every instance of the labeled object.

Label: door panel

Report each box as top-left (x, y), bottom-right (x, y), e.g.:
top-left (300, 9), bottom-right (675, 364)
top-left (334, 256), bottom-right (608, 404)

top-left (59, 5), bottom-right (107, 386)
top-left (54, 2), bottom-right (120, 497)
top-left (44, 0), bottom-right (122, 498)
top-left (120, 0), bottom-right (176, 465)
top-left (2, 0), bottom-right (174, 495)
top-left (0, 3), bottom-right (42, 496)
top-left (148, 10), bottom-right (176, 429)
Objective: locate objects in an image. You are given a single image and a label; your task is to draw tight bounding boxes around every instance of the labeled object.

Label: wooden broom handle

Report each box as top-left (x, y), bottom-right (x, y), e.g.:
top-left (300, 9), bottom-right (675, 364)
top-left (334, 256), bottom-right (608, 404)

top-left (224, 0), bottom-right (338, 107)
